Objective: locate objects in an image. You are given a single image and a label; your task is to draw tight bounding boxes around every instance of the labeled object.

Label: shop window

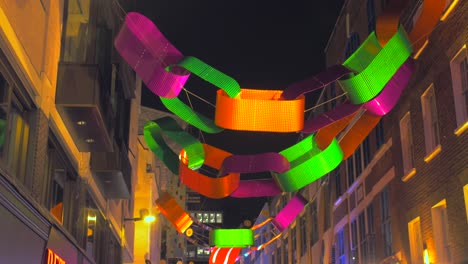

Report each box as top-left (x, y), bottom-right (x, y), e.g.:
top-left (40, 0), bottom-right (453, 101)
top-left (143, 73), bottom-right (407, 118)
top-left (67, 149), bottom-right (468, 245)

top-left (450, 45), bottom-right (468, 133)
top-left (400, 112), bottom-right (415, 176)
top-left (408, 217), bottom-right (424, 264)
top-left (0, 66), bottom-right (33, 188)
top-left (209, 213), bottom-right (215, 223)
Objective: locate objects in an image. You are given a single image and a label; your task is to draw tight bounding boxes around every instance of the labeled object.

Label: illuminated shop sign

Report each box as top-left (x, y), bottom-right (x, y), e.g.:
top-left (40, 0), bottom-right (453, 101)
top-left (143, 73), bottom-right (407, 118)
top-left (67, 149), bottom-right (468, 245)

top-left (46, 249), bottom-right (66, 264)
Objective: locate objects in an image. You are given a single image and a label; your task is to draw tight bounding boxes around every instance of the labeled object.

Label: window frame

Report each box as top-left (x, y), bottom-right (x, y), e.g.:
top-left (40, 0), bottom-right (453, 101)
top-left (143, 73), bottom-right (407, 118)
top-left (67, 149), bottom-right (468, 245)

top-left (421, 84), bottom-right (441, 158)
top-left (450, 45), bottom-right (468, 133)
top-left (400, 112), bottom-right (415, 176)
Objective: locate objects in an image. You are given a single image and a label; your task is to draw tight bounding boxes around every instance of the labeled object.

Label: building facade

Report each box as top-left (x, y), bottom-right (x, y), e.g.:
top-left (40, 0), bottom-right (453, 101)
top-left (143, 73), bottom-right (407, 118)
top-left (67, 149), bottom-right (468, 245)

top-left (267, 0), bottom-right (467, 264)
top-left (0, 0), bottom-right (162, 263)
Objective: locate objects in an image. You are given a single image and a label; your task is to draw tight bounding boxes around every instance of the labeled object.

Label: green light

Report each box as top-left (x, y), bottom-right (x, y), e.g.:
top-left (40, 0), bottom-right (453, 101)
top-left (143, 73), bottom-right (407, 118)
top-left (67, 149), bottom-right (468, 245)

top-left (160, 56), bottom-right (241, 134)
top-left (339, 26), bottom-right (413, 104)
top-left (210, 229), bottom-right (254, 248)
top-left (273, 135), bottom-right (343, 192)
top-left (144, 117), bottom-right (205, 175)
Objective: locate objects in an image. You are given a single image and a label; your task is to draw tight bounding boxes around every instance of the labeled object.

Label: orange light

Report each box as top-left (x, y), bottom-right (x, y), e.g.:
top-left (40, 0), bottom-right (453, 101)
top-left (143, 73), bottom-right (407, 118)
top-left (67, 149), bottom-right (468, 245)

top-left (424, 248), bottom-right (430, 264)
top-left (215, 89), bottom-right (305, 132)
top-left (424, 145), bottom-right (442, 163)
top-left (47, 249), bottom-right (66, 264)
top-left (156, 192), bottom-right (193, 233)
top-left (440, 0), bottom-right (460, 21)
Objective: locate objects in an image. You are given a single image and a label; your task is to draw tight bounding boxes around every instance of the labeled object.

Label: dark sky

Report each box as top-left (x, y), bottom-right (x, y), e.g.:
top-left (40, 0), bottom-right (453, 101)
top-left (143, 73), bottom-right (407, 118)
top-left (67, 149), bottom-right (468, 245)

top-left (134, 0), bottom-right (344, 227)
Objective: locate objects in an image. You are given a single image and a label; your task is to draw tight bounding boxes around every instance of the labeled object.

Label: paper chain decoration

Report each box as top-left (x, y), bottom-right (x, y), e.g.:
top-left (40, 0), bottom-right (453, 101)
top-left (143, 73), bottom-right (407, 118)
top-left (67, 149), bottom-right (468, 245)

top-left (115, 0), bottom-right (448, 262)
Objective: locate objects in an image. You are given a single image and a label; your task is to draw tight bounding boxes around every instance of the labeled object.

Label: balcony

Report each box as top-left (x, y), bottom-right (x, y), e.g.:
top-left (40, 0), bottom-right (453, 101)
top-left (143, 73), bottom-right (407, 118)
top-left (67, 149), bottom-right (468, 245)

top-left (56, 63), bottom-right (114, 152)
top-left (90, 141), bottom-right (131, 199)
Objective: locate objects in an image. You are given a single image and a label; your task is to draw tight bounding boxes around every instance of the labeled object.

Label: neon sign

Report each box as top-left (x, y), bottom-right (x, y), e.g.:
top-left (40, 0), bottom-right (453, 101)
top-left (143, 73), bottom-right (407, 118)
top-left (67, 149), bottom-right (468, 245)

top-left (46, 249), bottom-right (66, 264)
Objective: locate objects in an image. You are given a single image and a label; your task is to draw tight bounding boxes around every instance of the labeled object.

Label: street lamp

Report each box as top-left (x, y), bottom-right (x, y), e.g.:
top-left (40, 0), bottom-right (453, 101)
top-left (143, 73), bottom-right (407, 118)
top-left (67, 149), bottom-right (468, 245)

top-left (124, 208), bottom-right (156, 223)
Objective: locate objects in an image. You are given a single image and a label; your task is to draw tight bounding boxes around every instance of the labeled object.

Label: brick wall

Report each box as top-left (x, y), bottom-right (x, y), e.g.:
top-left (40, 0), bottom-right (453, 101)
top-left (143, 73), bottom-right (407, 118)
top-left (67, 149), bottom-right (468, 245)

top-left (390, 2), bottom-right (468, 263)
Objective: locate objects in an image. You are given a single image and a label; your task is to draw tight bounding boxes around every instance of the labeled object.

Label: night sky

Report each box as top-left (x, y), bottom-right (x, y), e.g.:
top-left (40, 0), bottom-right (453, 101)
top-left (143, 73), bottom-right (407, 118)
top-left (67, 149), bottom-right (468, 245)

top-left (134, 0), bottom-right (344, 227)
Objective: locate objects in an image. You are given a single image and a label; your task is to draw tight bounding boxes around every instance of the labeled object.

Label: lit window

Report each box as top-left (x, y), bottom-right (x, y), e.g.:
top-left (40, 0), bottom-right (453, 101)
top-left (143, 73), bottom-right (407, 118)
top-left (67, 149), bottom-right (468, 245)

top-left (450, 45), bottom-right (468, 133)
top-left (209, 213), bottom-right (215, 223)
top-left (400, 112), bottom-right (415, 176)
top-left (421, 84), bottom-right (441, 157)
top-left (408, 217), bottom-right (424, 264)
top-left (196, 213), bottom-right (203, 222)
top-left (431, 200), bottom-right (450, 263)
top-left (337, 229), bottom-right (346, 264)
top-left (203, 213), bottom-right (209, 223)
top-left (216, 213), bottom-right (222, 223)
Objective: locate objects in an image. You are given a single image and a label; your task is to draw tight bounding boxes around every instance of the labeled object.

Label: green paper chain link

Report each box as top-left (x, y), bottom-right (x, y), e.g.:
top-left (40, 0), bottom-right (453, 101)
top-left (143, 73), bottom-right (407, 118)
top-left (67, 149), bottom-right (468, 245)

top-left (339, 26), bottom-right (412, 104)
top-left (210, 229), bottom-right (254, 248)
top-left (143, 117), bottom-right (205, 175)
top-left (273, 135), bottom-right (343, 192)
top-left (160, 56), bottom-right (241, 133)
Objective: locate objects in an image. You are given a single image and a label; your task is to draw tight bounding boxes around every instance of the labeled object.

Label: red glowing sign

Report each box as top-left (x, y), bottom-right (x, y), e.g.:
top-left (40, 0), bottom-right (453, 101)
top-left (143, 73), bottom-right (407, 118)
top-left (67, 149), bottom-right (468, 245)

top-left (46, 249), bottom-right (65, 264)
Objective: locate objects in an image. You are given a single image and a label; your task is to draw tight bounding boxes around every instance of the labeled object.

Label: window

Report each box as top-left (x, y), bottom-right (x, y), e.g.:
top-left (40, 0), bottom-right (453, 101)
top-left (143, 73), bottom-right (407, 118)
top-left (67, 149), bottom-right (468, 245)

top-left (300, 217), bottom-right (307, 256)
top-left (284, 236), bottom-right (289, 264)
top-left (367, 0), bottom-right (376, 34)
top-left (331, 83), bottom-right (337, 108)
top-left (375, 120), bottom-right (385, 149)
top-left (291, 227), bottom-right (297, 263)
top-left (216, 213), bottom-right (223, 223)
top-left (324, 185), bottom-right (331, 230)
top-left (335, 168), bottom-right (342, 198)
top-left (366, 205), bottom-right (376, 263)
top-left (358, 213), bottom-right (366, 262)
top-left (345, 33), bottom-right (361, 60)
top-left (408, 217), bottom-right (424, 264)
top-left (450, 45), bottom-right (468, 132)
top-left (400, 112), bottom-right (415, 175)
top-left (337, 229), bottom-right (346, 264)
top-left (381, 186), bottom-right (393, 257)
top-left (347, 157), bottom-right (355, 187)
top-left (431, 200), bottom-right (451, 263)
top-left (0, 74), bottom-right (7, 155)
top-left (209, 213), bottom-right (215, 223)
top-left (277, 246), bottom-right (282, 264)
top-left (347, 141), bottom-right (369, 187)
top-left (310, 201), bottom-right (319, 245)
top-left (0, 68), bottom-right (33, 189)
top-left (421, 84), bottom-right (440, 156)
top-left (464, 184), bottom-right (468, 223)
top-left (350, 220), bottom-right (358, 262)
top-left (320, 240), bottom-right (325, 264)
